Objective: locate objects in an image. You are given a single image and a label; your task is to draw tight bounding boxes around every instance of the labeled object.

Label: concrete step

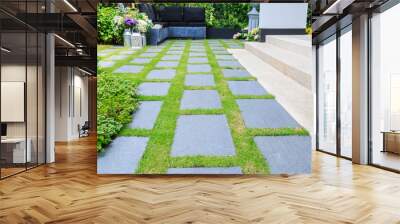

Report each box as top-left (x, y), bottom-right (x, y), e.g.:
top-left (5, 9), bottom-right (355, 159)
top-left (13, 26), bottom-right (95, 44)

top-left (266, 35), bottom-right (312, 58)
top-left (245, 41), bottom-right (312, 90)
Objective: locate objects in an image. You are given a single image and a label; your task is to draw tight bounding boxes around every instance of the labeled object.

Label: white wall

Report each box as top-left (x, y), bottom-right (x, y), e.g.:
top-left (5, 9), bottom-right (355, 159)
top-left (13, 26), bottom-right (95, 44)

top-left (259, 3), bottom-right (308, 29)
top-left (55, 67), bottom-right (89, 141)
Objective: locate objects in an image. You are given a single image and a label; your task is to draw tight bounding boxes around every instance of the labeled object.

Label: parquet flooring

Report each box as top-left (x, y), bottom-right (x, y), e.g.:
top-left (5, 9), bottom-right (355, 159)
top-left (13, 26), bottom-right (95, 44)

top-left (1, 136), bottom-right (400, 223)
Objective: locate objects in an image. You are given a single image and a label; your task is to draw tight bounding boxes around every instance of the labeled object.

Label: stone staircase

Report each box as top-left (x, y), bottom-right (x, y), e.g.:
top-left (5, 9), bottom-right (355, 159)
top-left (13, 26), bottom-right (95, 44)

top-left (245, 35), bottom-right (312, 90)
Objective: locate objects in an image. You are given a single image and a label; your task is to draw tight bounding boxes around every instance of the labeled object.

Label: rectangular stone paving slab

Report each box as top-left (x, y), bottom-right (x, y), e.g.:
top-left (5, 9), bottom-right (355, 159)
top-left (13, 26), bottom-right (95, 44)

top-left (129, 101), bottom-right (163, 129)
top-left (99, 49), bottom-right (117, 54)
top-left (187, 64), bottom-right (212, 73)
top-left (188, 57), bottom-right (208, 64)
top-left (97, 137), bottom-right (149, 174)
top-left (216, 54), bottom-right (235, 60)
top-left (131, 58), bottom-right (152, 64)
top-left (147, 69), bottom-right (176, 80)
top-left (171, 115), bottom-right (236, 157)
top-left (166, 50), bottom-right (183, 55)
top-left (222, 69), bottom-right (251, 78)
top-left (189, 52), bottom-right (207, 57)
top-left (167, 167), bottom-right (242, 174)
top-left (138, 82), bottom-right (171, 96)
top-left (190, 48), bottom-right (206, 52)
top-left (156, 61), bottom-right (179, 68)
top-left (108, 55), bottom-right (129, 61)
top-left (185, 75), bottom-right (215, 87)
top-left (146, 48), bottom-right (163, 52)
top-left (114, 65), bottom-right (144, 74)
top-left (162, 55), bottom-right (181, 61)
top-left (98, 61), bottom-right (115, 68)
top-left (213, 50), bottom-right (231, 55)
top-left (218, 60), bottom-right (243, 68)
top-left (140, 52), bottom-right (158, 57)
top-left (236, 99), bottom-right (301, 128)
top-left (180, 90), bottom-right (222, 109)
top-left (254, 136), bottom-right (311, 174)
top-left (228, 81), bottom-right (268, 96)
top-left (120, 50), bottom-right (136, 55)
top-left (169, 47), bottom-right (185, 51)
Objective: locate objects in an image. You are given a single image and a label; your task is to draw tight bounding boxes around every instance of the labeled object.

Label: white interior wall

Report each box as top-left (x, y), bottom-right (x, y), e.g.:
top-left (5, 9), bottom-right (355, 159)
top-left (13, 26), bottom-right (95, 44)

top-left (55, 67), bottom-right (89, 141)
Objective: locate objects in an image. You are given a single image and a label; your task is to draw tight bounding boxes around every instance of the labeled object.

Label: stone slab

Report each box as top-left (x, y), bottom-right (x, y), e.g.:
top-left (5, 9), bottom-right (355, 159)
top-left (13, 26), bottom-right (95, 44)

top-left (185, 75), bottom-right (215, 87)
top-left (98, 61), bottom-right (115, 68)
top-left (189, 52), bottom-right (207, 57)
top-left (254, 136), bottom-right (311, 174)
top-left (156, 61), bottom-right (179, 68)
top-left (218, 60), bottom-right (243, 68)
top-left (97, 137), bottom-right (149, 174)
top-left (166, 50), bottom-right (183, 55)
top-left (228, 81), bottom-right (268, 96)
top-left (108, 55), bottom-right (129, 61)
top-left (129, 101), bottom-right (162, 129)
top-left (131, 58), bottom-right (152, 64)
top-left (171, 115), bottom-right (236, 156)
top-left (140, 52), bottom-right (158, 57)
top-left (222, 69), bottom-right (251, 78)
top-left (147, 69), bottom-right (176, 80)
top-left (180, 90), bottom-right (222, 109)
top-left (162, 55), bottom-right (181, 61)
top-left (236, 99), bottom-right (301, 128)
top-left (188, 57), bottom-right (208, 64)
top-left (113, 65), bottom-right (144, 74)
top-left (146, 48), bottom-right (163, 52)
top-left (216, 54), bottom-right (235, 60)
top-left (167, 167), bottom-right (242, 174)
top-left (187, 64), bottom-right (212, 73)
top-left (138, 82), bottom-right (171, 96)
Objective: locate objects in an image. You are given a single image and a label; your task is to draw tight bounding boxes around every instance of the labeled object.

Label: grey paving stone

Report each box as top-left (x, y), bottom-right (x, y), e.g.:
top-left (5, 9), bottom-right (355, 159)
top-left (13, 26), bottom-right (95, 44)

top-left (218, 60), bottom-right (243, 68)
top-left (236, 99), bottom-right (301, 128)
top-left (108, 55), bottom-right (129, 61)
top-left (98, 61), bottom-right (115, 68)
top-left (129, 101), bottom-right (162, 129)
top-left (120, 50), bottom-right (136, 55)
top-left (188, 57), bottom-right (208, 64)
top-left (228, 81), bottom-right (268, 96)
top-left (97, 137), bottom-right (149, 174)
top-left (254, 136), bottom-right (311, 174)
top-left (167, 167), bottom-right (242, 174)
top-left (213, 50), bottom-right (230, 55)
top-left (147, 69), bottom-right (176, 80)
top-left (222, 69), bottom-right (251, 78)
top-left (166, 50), bottom-right (183, 55)
top-left (146, 48), bottom-right (163, 52)
top-left (189, 52), bottom-right (207, 57)
top-left (185, 75), bottom-right (215, 87)
top-left (156, 61), bottom-right (179, 68)
top-left (190, 48), bottom-right (206, 52)
top-left (228, 44), bottom-right (242, 49)
top-left (162, 55), bottom-right (181, 61)
top-left (187, 64), bottom-right (212, 73)
top-left (216, 54), bottom-right (235, 60)
top-left (131, 58), bottom-right (152, 64)
top-left (170, 47), bottom-right (185, 51)
top-left (180, 90), bottom-right (222, 109)
top-left (113, 65), bottom-right (144, 74)
top-left (99, 49), bottom-right (116, 54)
top-left (138, 82), bottom-right (171, 96)
top-left (140, 52), bottom-right (158, 57)
top-left (98, 52), bottom-right (109, 57)
top-left (171, 115), bottom-right (236, 157)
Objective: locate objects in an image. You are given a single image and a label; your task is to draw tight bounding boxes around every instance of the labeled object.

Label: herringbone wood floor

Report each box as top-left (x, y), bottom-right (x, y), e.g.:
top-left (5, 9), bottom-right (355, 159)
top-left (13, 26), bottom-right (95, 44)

top-left (1, 136), bottom-right (400, 224)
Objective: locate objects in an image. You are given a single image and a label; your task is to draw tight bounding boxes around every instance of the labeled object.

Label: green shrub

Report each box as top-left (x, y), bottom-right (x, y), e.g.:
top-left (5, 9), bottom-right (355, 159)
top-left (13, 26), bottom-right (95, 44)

top-left (97, 73), bottom-right (139, 151)
top-left (97, 4), bottom-right (124, 45)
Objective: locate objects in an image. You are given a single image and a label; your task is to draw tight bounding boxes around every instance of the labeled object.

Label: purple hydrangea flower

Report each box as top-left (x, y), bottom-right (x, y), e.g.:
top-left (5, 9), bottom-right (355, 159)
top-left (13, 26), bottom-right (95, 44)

top-left (124, 18), bottom-right (138, 27)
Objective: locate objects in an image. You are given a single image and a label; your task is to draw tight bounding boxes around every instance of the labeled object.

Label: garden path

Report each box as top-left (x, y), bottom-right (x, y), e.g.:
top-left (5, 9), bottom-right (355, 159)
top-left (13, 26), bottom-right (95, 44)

top-left (97, 39), bottom-right (311, 174)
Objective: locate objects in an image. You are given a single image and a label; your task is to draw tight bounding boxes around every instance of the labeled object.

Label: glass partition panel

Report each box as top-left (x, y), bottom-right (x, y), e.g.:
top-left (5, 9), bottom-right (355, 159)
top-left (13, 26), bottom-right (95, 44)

top-left (318, 35), bottom-right (337, 154)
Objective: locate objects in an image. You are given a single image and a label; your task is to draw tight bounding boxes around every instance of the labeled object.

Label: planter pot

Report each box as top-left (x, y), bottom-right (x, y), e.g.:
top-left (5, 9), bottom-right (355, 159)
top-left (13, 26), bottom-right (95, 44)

top-left (123, 29), bottom-right (132, 47)
top-left (130, 32), bottom-right (143, 48)
top-left (206, 27), bottom-right (242, 39)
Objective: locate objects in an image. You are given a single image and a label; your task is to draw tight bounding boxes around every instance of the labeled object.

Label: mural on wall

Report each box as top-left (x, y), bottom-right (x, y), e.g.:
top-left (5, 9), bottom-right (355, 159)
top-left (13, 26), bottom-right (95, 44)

top-left (96, 2), bottom-right (313, 175)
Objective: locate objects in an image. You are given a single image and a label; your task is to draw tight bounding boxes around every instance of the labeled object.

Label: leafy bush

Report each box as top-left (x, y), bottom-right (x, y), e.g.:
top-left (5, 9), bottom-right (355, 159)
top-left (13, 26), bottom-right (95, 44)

top-left (233, 28), bottom-right (260, 41)
top-left (153, 3), bottom-right (253, 29)
top-left (97, 73), bottom-right (139, 151)
top-left (97, 4), bottom-right (124, 44)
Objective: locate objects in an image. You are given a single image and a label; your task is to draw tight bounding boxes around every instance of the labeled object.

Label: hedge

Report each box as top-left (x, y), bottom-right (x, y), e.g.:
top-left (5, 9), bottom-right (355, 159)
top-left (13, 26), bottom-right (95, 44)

top-left (97, 72), bottom-right (139, 151)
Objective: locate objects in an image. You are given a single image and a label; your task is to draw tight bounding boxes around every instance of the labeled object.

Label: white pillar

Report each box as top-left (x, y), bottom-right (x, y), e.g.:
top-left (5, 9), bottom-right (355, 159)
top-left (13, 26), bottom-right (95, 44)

top-left (46, 33), bottom-right (55, 163)
top-left (352, 14), bottom-right (369, 164)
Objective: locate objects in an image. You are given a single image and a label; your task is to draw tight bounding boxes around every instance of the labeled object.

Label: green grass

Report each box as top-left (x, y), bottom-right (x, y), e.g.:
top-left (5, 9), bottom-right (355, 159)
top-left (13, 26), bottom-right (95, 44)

top-left (98, 39), bottom-right (308, 174)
